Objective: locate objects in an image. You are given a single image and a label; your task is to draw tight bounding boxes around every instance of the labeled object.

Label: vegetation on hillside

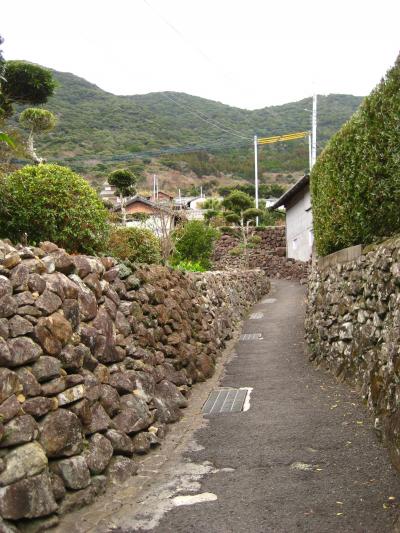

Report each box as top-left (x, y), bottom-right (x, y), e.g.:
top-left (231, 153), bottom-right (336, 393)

top-left (8, 69), bottom-right (363, 189)
top-left (311, 54), bottom-right (400, 256)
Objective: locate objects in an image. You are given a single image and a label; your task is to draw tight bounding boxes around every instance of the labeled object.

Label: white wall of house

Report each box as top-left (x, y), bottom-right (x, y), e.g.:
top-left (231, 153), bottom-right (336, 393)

top-left (285, 186), bottom-right (313, 261)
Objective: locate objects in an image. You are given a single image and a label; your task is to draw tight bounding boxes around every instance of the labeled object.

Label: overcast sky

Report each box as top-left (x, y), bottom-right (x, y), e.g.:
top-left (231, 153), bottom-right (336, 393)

top-left (2, 0), bottom-right (399, 109)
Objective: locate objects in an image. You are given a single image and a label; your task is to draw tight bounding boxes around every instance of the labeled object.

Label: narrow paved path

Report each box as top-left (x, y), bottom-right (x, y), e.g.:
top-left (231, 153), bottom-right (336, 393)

top-left (130, 280), bottom-right (400, 532)
top-left (59, 280), bottom-right (400, 532)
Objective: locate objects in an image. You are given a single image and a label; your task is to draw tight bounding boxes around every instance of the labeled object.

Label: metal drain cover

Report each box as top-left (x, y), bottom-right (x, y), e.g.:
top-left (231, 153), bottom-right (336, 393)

top-left (202, 388), bottom-right (250, 415)
top-left (240, 333), bottom-right (263, 341)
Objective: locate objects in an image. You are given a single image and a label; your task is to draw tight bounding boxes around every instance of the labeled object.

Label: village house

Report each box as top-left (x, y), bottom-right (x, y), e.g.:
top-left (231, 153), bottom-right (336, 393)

top-left (271, 174), bottom-right (313, 261)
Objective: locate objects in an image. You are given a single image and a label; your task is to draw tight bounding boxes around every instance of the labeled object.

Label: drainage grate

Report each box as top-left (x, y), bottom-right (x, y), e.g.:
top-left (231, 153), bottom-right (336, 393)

top-left (240, 333), bottom-right (263, 341)
top-left (249, 312), bottom-right (264, 320)
top-left (202, 388), bottom-right (250, 415)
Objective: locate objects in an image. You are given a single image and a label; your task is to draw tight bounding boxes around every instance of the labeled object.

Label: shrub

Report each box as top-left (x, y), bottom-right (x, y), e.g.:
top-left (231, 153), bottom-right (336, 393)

top-left (248, 235), bottom-right (262, 245)
top-left (172, 220), bottom-right (219, 269)
top-left (311, 54), bottom-right (400, 256)
top-left (0, 164), bottom-right (109, 254)
top-left (228, 245), bottom-right (244, 256)
top-left (172, 260), bottom-right (206, 272)
top-left (107, 226), bottom-right (161, 264)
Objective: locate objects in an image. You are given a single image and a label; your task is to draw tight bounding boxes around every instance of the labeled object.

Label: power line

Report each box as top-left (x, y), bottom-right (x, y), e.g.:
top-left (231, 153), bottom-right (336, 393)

top-left (160, 92), bottom-right (250, 140)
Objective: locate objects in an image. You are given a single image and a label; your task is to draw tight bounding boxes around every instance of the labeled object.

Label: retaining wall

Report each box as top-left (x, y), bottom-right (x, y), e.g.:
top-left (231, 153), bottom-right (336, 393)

top-left (305, 237), bottom-right (400, 473)
top-left (0, 239), bottom-right (269, 531)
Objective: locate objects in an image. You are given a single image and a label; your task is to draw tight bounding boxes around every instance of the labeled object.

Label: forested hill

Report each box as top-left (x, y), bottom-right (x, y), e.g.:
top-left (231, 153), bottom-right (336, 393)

top-left (32, 68), bottom-right (363, 187)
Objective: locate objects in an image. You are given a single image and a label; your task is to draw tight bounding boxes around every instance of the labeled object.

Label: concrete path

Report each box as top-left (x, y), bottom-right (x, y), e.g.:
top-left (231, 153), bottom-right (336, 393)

top-left (58, 280), bottom-right (400, 533)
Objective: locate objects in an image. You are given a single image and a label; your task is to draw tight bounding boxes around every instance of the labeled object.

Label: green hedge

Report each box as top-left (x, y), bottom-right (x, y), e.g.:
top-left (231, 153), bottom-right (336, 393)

top-left (311, 55), bottom-right (400, 256)
top-left (0, 164), bottom-right (109, 254)
top-left (107, 226), bottom-right (161, 264)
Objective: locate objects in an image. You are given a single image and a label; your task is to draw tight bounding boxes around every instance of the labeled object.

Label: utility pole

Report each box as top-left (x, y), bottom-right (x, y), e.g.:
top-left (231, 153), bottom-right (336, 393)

top-left (254, 135), bottom-right (259, 227)
top-left (153, 174), bottom-right (156, 201)
top-left (308, 134), bottom-right (312, 173)
top-left (311, 93), bottom-right (317, 168)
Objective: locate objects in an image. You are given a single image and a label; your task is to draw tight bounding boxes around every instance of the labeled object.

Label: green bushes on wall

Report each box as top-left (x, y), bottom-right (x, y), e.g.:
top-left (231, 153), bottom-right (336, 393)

top-left (0, 164), bottom-right (109, 254)
top-left (311, 54), bottom-right (400, 256)
top-left (107, 226), bottom-right (161, 264)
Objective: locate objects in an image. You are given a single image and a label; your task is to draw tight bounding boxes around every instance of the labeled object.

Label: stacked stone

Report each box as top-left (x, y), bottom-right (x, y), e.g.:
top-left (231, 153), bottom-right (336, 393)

top-left (0, 239), bottom-right (269, 530)
top-left (305, 238), bottom-right (400, 474)
top-left (213, 227), bottom-right (308, 281)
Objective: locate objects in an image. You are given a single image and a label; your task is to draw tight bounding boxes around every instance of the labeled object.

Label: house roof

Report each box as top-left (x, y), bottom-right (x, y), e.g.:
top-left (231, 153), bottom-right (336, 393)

top-left (114, 195), bottom-right (156, 211)
top-left (270, 174), bottom-right (309, 210)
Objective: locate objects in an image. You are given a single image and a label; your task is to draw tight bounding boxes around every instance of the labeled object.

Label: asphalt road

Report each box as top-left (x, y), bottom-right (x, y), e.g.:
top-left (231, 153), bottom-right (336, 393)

top-left (128, 279), bottom-right (400, 533)
top-left (59, 279), bottom-right (400, 533)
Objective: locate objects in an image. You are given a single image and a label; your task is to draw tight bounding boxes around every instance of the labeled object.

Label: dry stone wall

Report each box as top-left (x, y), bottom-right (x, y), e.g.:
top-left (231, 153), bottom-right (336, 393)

top-left (306, 237), bottom-right (400, 473)
top-left (213, 226), bottom-right (309, 280)
top-left (0, 239), bottom-right (269, 531)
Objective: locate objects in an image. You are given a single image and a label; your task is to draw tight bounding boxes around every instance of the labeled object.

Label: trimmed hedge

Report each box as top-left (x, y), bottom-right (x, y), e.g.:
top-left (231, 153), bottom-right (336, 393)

top-left (311, 54), bottom-right (400, 256)
top-left (107, 226), bottom-right (161, 264)
top-left (0, 164), bottom-right (109, 254)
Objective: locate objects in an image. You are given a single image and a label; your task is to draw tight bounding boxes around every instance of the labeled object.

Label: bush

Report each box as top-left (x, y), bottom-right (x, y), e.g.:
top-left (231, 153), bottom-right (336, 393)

top-left (228, 245), bottom-right (244, 256)
top-left (172, 260), bottom-right (206, 272)
top-left (172, 220), bottom-right (219, 269)
top-left (311, 55), bottom-right (400, 256)
top-left (107, 226), bottom-right (161, 264)
top-left (0, 164), bottom-right (109, 254)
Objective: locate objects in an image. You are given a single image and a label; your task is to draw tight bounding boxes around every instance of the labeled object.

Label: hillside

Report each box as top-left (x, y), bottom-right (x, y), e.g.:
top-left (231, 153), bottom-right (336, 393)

top-left (14, 68), bottom-right (363, 193)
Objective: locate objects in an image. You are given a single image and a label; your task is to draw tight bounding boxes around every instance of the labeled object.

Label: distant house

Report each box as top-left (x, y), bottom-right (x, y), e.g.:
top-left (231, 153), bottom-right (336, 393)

top-left (271, 175), bottom-right (313, 261)
top-left (146, 191), bottom-right (175, 204)
top-left (114, 196), bottom-right (182, 235)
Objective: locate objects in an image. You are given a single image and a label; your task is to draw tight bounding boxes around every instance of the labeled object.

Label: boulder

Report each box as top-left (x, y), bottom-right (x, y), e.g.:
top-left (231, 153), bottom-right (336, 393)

top-left (31, 356), bottom-right (62, 383)
top-left (105, 456), bottom-right (138, 485)
top-left (39, 409), bottom-right (83, 458)
top-left (1, 337), bottom-right (41, 367)
top-left (35, 290), bottom-right (62, 315)
top-left (104, 429), bottom-right (134, 456)
top-left (0, 415), bottom-right (38, 448)
top-left (50, 455), bottom-right (90, 490)
top-left (0, 395), bottom-right (21, 423)
top-left (8, 315), bottom-right (34, 337)
top-left (23, 397), bottom-right (56, 418)
top-left (83, 433), bottom-right (113, 475)
top-left (0, 369), bottom-right (22, 404)
top-left (0, 442), bottom-right (48, 486)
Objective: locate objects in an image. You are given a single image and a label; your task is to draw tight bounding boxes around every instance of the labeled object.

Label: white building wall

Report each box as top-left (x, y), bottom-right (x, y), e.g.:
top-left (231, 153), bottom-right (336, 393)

top-left (285, 187), bottom-right (313, 261)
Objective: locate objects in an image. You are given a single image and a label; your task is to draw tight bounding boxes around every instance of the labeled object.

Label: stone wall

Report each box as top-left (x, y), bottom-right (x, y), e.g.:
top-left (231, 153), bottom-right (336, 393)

top-left (0, 239), bottom-right (269, 531)
top-left (305, 237), bottom-right (400, 473)
top-left (213, 226), bottom-right (309, 281)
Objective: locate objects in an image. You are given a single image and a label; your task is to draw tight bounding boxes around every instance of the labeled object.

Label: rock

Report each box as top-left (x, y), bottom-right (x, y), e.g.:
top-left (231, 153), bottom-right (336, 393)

top-left (106, 456), bottom-right (137, 484)
top-left (56, 475), bottom-right (106, 515)
top-left (4, 337), bottom-right (42, 367)
top-left (108, 372), bottom-right (134, 394)
top-left (23, 397), bottom-right (56, 418)
top-left (39, 409), bottom-right (83, 458)
top-left (34, 322), bottom-right (62, 356)
top-left (14, 292), bottom-right (35, 307)
top-left (31, 356), bottom-right (62, 383)
top-left (40, 377), bottom-right (66, 396)
top-left (28, 273), bottom-right (47, 295)
top-left (35, 290), bottom-right (62, 315)
top-left (69, 275), bottom-right (98, 321)
top-left (54, 253), bottom-right (75, 275)
top-left (0, 369), bottom-right (22, 404)
top-left (131, 432), bottom-right (151, 454)
top-left (10, 264), bottom-right (29, 289)
top-left (50, 455), bottom-right (90, 490)
top-left (156, 380), bottom-right (188, 408)
top-left (17, 514), bottom-right (59, 533)
top-left (15, 368), bottom-right (41, 398)
top-left (98, 384), bottom-right (121, 417)
top-left (0, 472), bottom-right (57, 520)
top-left (58, 344), bottom-right (85, 371)
top-left (8, 315), bottom-right (34, 337)
top-left (0, 395), bottom-right (21, 423)
top-left (104, 429), bottom-right (134, 456)
top-left (83, 433), bottom-right (113, 475)
top-left (49, 472), bottom-right (66, 502)
top-left (63, 299), bottom-right (80, 330)
top-left (3, 253), bottom-right (20, 270)
top-left (0, 517), bottom-right (19, 532)
top-left (57, 385), bottom-right (85, 406)
top-left (0, 442), bottom-right (48, 486)
top-left (0, 318), bottom-right (9, 339)
top-left (0, 296), bottom-right (17, 319)
top-left (112, 394), bottom-right (152, 434)
top-left (0, 415), bottom-right (38, 448)
top-left (0, 277), bottom-right (12, 299)
top-left (43, 312), bottom-right (73, 345)
top-left (83, 402), bottom-right (111, 435)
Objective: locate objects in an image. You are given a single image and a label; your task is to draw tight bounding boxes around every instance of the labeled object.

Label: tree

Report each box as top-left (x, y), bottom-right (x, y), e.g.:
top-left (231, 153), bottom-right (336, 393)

top-left (19, 108), bottom-right (56, 163)
top-left (108, 169), bottom-right (137, 226)
top-left (172, 220), bottom-right (219, 269)
top-left (1, 60), bottom-right (56, 114)
top-left (0, 164), bottom-right (109, 254)
top-left (222, 190), bottom-right (263, 252)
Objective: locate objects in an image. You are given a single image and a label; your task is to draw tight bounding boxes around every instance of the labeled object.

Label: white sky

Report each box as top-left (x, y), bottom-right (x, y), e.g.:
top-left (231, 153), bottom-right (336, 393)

top-left (1, 0), bottom-right (399, 109)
